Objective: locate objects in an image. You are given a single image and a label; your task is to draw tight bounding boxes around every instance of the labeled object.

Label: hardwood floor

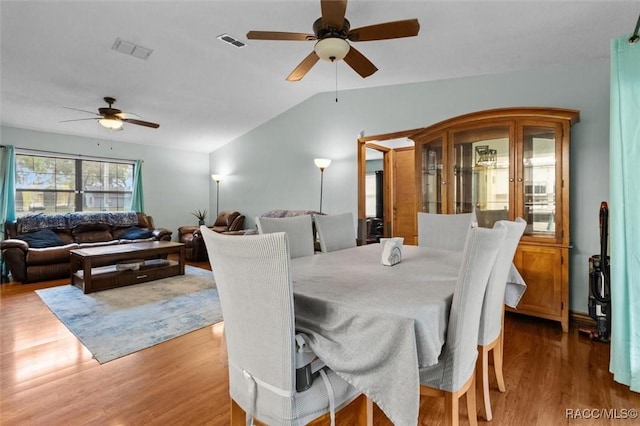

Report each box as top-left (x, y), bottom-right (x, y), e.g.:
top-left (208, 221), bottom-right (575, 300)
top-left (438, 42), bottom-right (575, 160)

top-left (1, 261), bottom-right (638, 425)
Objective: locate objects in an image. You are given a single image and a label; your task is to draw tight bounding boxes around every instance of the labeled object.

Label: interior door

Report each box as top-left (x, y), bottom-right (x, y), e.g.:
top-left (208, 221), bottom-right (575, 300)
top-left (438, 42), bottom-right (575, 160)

top-left (357, 131), bottom-right (420, 246)
top-left (392, 148), bottom-right (417, 244)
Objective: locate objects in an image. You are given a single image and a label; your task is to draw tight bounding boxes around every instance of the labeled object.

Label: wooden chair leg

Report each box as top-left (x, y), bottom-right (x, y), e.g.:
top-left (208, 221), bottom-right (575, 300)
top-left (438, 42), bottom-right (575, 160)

top-left (230, 399), bottom-right (246, 426)
top-left (233, 393), bottom-right (371, 426)
top-left (477, 345), bottom-right (492, 421)
top-left (422, 375), bottom-right (476, 426)
top-left (498, 305), bottom-right (506, 392)
top-left (444, 391), bottom-right (459, 426)
top-left (353, 394), bottom-right (374, 426)
top-left (466, 371), bottom-right (479, 426)
top-left (494, 330), bottom-right (506, 392)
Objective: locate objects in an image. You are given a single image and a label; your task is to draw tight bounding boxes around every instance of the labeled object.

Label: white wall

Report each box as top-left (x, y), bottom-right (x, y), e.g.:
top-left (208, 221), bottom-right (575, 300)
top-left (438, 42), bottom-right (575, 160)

top-left (210, 58), bottom-right (611, 314)
top-left (0, 126), bottom-right (210, 238)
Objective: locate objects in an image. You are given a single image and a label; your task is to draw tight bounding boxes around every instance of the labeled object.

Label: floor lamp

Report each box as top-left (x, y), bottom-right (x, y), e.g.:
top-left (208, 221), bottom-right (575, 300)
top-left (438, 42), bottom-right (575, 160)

top-left (211, 174), bottom-right (223, 216)
top-left (314, 159), bottom-right (331, 214)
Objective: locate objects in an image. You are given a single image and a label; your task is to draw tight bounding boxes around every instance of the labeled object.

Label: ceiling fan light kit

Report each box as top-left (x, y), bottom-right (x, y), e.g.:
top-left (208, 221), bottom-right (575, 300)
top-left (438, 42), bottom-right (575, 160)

top-left (314, 38), bottom-right (350, 62)
top-left (98, 117), bottom-right (124, 130)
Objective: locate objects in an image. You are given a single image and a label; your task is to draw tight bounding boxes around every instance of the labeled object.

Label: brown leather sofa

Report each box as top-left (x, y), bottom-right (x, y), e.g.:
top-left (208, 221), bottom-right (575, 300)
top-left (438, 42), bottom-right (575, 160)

top-left (178, 211), bottom-right (245, 261)
top-left (1, 212), bottom-right (172, 283)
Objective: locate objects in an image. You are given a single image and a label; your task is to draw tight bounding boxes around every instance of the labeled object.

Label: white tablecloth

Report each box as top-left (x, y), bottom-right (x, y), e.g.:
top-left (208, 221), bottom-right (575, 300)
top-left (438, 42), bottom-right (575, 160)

top-left (291, 243), bottom-right (526, 426)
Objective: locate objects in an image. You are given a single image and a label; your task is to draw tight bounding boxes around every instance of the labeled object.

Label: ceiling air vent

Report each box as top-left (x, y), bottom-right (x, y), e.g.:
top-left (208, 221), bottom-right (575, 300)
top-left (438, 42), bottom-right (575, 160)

top-left (112, 38), bottom-right (153, 60)
top-left (217, 33), bottom-right (246, 48)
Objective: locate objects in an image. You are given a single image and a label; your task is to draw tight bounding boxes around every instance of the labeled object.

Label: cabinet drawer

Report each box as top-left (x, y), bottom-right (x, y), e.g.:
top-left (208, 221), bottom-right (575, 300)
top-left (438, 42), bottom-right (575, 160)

top-left (118, 264), bottom-right (180, 285)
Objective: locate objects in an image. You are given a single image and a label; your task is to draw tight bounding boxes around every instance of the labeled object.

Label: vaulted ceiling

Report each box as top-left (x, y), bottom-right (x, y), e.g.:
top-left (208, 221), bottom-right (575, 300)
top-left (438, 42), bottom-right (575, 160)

top-left (1, 1), bottom-right (637, 152)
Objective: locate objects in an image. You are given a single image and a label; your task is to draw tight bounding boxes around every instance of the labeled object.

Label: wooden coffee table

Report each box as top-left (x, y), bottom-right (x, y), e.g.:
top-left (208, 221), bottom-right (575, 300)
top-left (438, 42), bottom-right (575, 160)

top-left (70, 241), bottom-right (185, 294)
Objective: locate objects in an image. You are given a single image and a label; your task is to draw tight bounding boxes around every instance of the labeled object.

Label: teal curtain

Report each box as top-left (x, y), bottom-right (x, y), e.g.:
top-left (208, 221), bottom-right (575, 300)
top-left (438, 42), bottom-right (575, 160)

top-left (1, 145), bottom-right (17, 225)
top-left (130, 160), bottom-right (145, 212)
top-left (609, 34), bottom-right (640, 392)
top-left (1, 145), bottom-right (17, 276)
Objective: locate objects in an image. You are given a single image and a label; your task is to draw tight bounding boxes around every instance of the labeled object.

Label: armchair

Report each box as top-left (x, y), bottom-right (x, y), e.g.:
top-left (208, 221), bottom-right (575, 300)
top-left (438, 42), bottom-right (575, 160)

top-left (178, 211), bottom-right (245, 261)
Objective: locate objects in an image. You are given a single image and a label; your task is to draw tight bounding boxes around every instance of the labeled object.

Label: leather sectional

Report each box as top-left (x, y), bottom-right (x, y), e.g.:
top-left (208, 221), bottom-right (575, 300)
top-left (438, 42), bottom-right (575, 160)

top-left (1, 211), bottom-right (172, 283)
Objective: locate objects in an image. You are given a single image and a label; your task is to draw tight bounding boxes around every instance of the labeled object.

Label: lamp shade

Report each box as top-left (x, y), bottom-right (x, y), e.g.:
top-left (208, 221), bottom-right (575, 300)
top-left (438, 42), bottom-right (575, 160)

top-left (314, 158), bottom-right (332, 170)
top-left (98, 117), bottom-right (123, 130)
top-left (314, 38), bottom-right (350, 62)
top-left (211, 174), bottom-right (223, 183)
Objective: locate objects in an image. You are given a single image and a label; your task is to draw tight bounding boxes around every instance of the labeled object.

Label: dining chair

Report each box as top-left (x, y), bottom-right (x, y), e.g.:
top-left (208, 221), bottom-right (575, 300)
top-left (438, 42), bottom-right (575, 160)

top-left (477, 218), bottom-right (526, 421)
top-left (256, 214), bottom-right (315, 259)
top-left (417, 212), bottom-right (477, 251)
top-left (418, 224), bottom-right (507, 426)
top-left (199, 227), bottom-right (372, 426)
top-left (314, 212), bottom-right (357, 253)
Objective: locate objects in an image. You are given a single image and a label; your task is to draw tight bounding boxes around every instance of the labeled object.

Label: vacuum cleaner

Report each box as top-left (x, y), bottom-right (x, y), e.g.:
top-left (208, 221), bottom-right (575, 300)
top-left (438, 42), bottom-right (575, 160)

top-left (582, 202), bottom-right (611, 343)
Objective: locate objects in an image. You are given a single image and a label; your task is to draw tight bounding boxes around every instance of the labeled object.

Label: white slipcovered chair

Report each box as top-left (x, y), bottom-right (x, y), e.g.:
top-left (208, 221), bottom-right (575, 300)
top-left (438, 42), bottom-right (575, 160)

top-left (417, 212), bottom-right (477, 251)
top-left (476, 218), bottom-right (526, 421)
top-left (314, 212), bottom-right (357, 253)
top-left (199, 226), bottom-right (371, 426)
top-left (256, 214), bottom-right (315, 259)
top-left (419, 224), bottom-right (507, 426)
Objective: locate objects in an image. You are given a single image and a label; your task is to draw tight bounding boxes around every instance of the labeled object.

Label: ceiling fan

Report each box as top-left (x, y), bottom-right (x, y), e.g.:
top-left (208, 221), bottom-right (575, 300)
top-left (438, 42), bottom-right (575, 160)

top-left (61, 97), bottom-right (159, 130)
top-left (247, 0), bottom-right (420, 81)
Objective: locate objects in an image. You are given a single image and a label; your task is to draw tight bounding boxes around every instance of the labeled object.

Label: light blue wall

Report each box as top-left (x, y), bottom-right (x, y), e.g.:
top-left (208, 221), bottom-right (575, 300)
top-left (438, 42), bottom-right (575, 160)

top-left (366, 159), bottom-right (383, 174)
top-left (210, 58), bottom-right (611, 314)
top-left (0, 126), bottom-right (210, 237)
top-left (0, 58), bottom-right (611, 314)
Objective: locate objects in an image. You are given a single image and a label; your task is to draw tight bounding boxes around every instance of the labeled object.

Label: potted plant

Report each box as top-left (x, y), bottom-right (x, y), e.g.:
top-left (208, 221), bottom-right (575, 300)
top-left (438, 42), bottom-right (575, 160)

top-left (191, 209), bottom-right (208, 226)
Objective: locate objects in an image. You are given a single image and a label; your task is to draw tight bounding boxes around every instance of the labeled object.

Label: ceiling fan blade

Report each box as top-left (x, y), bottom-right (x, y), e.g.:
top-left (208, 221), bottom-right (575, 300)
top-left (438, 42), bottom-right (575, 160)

top-left (247, 31), bottom-right (315, 41)
top-left (116, 111), bottom-right (142, 119)
top-left (122, 118), bottom-right (160, 129)
top-left (321, 0), bottom-right (347, 29)
top-left (59, 118), bottom-right (99, 123)
top-left (343, 46), bottom-right (378, 78)
top-left (348, 19), bottom-right (420, 42)
top-left (62, 106), bottom-right (100, 116)
top-left (286, 51), bottom-right (320, 81)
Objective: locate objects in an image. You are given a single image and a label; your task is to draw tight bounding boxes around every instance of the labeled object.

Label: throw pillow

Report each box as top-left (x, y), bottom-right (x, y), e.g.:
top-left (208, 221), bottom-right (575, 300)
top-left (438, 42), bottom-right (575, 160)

top-left (16, 229), bottom-right (66, 248)
top-left (118, 226), bottom-right (153, 240)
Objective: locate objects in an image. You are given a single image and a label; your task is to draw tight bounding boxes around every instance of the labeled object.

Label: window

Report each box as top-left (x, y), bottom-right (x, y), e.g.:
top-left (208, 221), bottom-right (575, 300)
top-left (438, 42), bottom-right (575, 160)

top-left (365, 173), bottom-right (377, 217)
top-left (15, 152), bottom-right (135, 217)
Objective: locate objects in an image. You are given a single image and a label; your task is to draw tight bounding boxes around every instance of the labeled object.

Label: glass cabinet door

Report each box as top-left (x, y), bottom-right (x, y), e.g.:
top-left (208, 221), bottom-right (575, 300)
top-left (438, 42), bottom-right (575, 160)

top-left (419, 137), bottom-right (443, 213)
top-left (407, 108), bottom-right (576, 332)
top-left (521, 124), bottom-right (560, 239)
top-left (452, 125), bottom-right (511, 227)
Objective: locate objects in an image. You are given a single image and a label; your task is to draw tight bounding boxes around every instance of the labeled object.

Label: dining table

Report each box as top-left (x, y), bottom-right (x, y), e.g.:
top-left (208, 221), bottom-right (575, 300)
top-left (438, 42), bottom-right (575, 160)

top-left (290, 243), bottom-right (526, 426)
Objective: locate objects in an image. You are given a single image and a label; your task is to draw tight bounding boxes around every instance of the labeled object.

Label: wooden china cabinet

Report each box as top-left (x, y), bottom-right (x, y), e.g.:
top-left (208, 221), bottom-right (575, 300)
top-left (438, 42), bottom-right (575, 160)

top-left (410, 107), bottom-right (579, 332)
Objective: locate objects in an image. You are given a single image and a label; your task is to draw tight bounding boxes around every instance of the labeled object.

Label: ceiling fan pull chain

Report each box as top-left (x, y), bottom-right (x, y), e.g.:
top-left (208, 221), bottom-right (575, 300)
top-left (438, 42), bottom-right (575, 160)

top-left (335, 61), bottom-right (339, 102)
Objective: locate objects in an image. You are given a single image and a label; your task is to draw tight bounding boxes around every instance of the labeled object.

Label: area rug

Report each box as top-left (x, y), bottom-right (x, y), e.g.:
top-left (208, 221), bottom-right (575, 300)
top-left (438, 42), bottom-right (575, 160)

top-left (35, 266), bottom-right (222, 364)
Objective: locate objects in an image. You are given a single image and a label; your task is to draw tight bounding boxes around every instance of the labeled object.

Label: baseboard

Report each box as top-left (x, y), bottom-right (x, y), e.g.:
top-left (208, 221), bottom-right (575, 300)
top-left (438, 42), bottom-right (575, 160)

top-left (570, 311), bottom-right (597, 329)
